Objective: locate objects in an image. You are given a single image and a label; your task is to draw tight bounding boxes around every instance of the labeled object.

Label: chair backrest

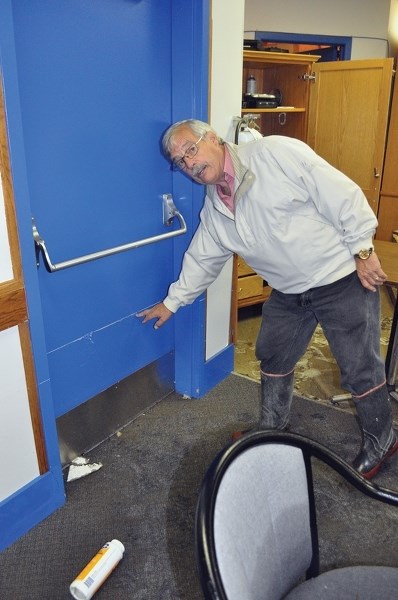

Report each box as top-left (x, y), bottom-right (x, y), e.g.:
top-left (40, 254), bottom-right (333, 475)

top-left (196, 430), bottom-right (398, 600)
top-left (196, 439), bottom-right (314, 600)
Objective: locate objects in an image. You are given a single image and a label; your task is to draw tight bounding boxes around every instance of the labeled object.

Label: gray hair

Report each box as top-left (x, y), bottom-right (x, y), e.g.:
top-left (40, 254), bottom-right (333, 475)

top-left (162, 119), bottom-right (223, 158)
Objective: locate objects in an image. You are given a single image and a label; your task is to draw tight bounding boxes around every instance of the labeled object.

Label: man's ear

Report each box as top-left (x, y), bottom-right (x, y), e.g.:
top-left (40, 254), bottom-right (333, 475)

top-left (207, 131), bottom-right (218, 145)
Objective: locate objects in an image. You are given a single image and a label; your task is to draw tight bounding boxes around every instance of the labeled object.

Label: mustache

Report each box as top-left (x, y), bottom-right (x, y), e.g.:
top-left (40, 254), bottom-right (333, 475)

top-left (192, 163), bottom-right (207, 177)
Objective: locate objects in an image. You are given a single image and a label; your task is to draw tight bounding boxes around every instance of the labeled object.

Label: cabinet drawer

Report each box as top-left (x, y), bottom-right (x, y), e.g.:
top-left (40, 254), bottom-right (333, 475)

top-left (237, 257), bottom-right (255, 276)
top-left (237, 274), bottom-right (264, 300)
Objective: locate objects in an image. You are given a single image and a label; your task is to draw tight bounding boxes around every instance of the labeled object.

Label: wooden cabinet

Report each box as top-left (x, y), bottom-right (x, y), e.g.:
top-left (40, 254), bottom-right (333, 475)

top-left (242, 50), bottom-right (320, 142)
top-left (235, 256), bottom-right (271, 307)
top-left (376, 71), bottom-right (398, 241)
top-left (235, 51), bottom-right (394, 314)
top-left (237, 51), bottom-right (321, 312)
top-left (242, 51), bottom-right (393, 213)
top-left (232, 255), bottom-right (271, 343)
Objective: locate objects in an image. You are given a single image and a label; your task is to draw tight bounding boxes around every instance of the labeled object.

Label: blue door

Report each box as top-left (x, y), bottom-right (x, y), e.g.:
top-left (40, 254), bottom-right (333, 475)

top-left (8, 0), bottom-right (212, 418)
top-left (0, 0), bottom-right (230, 548)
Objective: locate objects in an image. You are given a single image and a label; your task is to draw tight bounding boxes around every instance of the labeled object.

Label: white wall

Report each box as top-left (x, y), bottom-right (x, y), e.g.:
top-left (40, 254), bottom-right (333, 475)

top-left (205, 0), bottom-right (245, 360)
top-left (0, 327), bottom-right (40, 501)
top-left (389, 0), bottom-right (398, 53)
top-left (0, 179), bottom-right (13, 282)
top-left (244, 0), bottom-right (392, 59)
top-left (210, 0), bottom-right (245, 140)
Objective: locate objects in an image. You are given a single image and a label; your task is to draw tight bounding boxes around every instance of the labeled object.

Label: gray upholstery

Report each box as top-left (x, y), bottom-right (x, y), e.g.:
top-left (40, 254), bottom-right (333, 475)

top-left (284, 566), bottom-right (398, 599)
top-left (214, 445), bottom-right (312, 600)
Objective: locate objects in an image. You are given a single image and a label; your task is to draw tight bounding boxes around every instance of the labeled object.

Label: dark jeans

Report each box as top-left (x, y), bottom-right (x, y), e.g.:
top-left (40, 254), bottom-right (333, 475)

top-left (256, 271), bottom-right (385, 396)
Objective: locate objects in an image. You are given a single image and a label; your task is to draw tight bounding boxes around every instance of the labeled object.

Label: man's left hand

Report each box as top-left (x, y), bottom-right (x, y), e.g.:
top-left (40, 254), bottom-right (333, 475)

top-left (355, 252), bottom-right (387, 292)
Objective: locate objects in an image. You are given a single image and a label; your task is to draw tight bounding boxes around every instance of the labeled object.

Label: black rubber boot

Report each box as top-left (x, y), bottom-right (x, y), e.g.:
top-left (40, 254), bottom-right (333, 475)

top-left (353, 386), bottom-right (398, 480)
top-left (231, 372), bottom-right (294, 441)
top-left (259, 371), bottom-right (294, 430)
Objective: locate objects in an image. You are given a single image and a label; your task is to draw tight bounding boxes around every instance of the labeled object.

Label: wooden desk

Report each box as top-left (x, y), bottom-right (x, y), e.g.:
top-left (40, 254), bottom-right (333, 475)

top-left (374, 241), bottom-right (398, 391)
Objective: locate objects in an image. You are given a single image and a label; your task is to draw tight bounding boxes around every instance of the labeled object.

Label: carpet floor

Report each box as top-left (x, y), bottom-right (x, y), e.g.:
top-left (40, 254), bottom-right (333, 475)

top-left (1, 374), bottom-right (398, 599)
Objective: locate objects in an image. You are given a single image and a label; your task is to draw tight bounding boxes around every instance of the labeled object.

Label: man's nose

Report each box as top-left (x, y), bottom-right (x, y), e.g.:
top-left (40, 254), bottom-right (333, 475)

top-left (184, 156), bottom-right (196, 170)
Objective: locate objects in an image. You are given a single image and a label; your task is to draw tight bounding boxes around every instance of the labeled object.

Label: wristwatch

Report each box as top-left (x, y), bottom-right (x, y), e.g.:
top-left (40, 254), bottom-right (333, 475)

top-left (354, 247), bottom-right (374, 260)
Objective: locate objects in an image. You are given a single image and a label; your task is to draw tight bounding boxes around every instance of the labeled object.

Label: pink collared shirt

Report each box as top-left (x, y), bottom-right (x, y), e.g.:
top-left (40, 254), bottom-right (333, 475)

top-left (216, 146), bottom-right (235, 212)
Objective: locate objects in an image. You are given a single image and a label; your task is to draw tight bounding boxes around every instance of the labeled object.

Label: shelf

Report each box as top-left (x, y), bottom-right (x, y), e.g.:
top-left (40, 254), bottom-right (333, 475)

top-left (241, 107), bottom-right (306, 114)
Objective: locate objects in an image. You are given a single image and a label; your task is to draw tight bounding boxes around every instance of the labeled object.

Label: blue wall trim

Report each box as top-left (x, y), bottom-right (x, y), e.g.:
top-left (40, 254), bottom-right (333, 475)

top-left (171, 0), bottom-right (234, 398)
top-left (171, 0), bottom-right (233, 398)
top-left (0, 471), bottom-right (65, 552)
top-left (174, 294), bottom-right (233, 399)
top-left (0, 0), bottom-right (66, 550)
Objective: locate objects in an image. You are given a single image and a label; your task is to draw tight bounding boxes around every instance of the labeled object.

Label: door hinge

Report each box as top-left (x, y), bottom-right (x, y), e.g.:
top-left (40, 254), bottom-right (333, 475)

top-left (299, 72), bottom-right (316, 82)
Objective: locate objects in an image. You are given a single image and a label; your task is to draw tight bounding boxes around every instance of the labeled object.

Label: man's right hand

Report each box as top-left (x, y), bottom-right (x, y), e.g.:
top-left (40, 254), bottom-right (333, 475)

top-left (355, 252), bottom-right (387, 292)
top-left (136, 303), bottom-right (173, 329)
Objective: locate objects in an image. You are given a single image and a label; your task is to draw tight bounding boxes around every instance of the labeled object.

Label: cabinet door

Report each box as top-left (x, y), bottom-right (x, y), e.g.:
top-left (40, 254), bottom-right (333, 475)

top-left (376, 195), bottom-right (398, 241)
top-left (380, 72), bottom-right (398, 197)
top-left (307, 58), bottom-right (393, 214)
top-left (376, 71), bottom-right (398, 241)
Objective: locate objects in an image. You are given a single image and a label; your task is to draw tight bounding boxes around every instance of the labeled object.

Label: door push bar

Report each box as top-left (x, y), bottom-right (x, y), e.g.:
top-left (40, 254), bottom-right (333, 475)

top-left (32, 194), bottom-right (187, 272)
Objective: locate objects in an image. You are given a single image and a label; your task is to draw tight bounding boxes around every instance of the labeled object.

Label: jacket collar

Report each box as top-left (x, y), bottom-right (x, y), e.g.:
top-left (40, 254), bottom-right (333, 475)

top-left (207, 142), bottom-right (255, 208)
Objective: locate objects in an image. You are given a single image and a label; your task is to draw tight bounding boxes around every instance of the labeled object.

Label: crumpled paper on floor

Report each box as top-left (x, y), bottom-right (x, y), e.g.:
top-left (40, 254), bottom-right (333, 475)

top-left (67, 456), bottom-right (103, 482)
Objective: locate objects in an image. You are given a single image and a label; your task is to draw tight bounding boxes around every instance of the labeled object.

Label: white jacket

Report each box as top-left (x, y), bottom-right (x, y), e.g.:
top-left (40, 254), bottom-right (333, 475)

top-left (164, 135), bottom-right (377, 313)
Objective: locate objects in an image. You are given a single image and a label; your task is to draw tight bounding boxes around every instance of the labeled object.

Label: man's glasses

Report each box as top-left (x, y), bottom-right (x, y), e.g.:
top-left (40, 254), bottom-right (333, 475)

top-left (172, 135), bottom-right (204, 171)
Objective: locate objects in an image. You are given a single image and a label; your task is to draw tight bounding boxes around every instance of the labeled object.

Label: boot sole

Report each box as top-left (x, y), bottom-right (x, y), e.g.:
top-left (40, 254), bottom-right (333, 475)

top-left (361, 438), bottom-right (398, 480)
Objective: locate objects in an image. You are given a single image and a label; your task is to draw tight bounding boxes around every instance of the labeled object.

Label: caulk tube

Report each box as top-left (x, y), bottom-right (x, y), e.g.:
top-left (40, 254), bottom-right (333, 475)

top-left (69, 539), bottom-right (125, 600)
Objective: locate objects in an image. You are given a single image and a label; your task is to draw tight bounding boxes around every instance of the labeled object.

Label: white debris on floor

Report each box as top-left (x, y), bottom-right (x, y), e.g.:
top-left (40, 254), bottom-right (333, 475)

top-left (67, 456), bottom-right (103, 482)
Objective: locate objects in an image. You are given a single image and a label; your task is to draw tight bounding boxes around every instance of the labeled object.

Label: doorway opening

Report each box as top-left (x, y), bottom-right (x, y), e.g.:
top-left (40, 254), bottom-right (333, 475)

top-left (236, 31), bottom-right (354, 395)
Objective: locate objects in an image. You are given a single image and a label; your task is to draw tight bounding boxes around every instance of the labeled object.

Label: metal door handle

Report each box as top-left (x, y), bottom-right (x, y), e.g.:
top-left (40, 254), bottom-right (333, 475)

top-left (374, 167), bottom-right (380, 178)
top-left (33, 194), bottom-right (187, 272)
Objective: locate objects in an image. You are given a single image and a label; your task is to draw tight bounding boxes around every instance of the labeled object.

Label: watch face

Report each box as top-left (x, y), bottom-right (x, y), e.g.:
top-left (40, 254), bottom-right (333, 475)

top-left (357, 248), bottom-right (372, 259)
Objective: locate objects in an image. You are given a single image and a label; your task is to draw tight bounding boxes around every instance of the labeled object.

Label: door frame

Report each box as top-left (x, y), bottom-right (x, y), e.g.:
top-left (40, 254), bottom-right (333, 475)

top-left (171, 0), bottom-right (234, 399)
top-left (0, 1), bottom-right (65, 551)
top-left (0, 82), bottom-right (48, 477)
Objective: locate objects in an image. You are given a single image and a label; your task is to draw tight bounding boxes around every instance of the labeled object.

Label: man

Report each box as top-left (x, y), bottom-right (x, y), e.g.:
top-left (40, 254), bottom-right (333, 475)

top-left (138, 119), bottom-right (397, 480)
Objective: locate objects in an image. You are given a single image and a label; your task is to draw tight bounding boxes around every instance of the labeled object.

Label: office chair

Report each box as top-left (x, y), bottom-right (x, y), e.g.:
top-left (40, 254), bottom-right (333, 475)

top-left (195, 430), bottom-right (398, 600)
